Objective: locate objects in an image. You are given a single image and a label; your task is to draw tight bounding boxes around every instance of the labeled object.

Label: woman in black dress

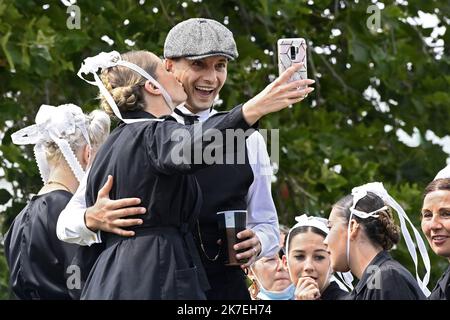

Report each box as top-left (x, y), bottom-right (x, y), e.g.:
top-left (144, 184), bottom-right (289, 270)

top-left (283, 215), bottom-right (348, 300)
top-left (325, 182), bottom-right (430, 299)
top-left (4, 104), bottom-right (110, 299)
top-left (76, 50), bottom-right (314, 299)
top-left (421, 169), bottom-right (450, 300)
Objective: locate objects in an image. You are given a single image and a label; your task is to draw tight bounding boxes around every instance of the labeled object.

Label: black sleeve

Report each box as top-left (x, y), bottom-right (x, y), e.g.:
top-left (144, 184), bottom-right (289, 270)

top-left (145, 104), bottom-right (253, 175)
top-left (3, 219), bottom-right (17, 268)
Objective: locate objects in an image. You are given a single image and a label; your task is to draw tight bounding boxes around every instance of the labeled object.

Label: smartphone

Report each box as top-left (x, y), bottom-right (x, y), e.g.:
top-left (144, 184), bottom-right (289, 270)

top-left (277, 38), bottom-right (307, 85)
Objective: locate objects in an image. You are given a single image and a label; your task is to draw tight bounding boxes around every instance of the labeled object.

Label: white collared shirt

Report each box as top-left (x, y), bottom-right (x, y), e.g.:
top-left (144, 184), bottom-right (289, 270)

top-left (56, 167), bottom-right (101, 245)
top-left (171, 105), bottom-right (217, 123)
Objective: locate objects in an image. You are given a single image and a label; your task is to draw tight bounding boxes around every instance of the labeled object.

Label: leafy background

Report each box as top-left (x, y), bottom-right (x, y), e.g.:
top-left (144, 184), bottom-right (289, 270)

top-left (0, 0), bottom-right (448, 299)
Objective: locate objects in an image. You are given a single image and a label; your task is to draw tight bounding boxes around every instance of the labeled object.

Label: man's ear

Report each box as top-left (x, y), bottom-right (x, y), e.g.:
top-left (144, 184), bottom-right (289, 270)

top-left (165, 58), bottom-right (174, 72)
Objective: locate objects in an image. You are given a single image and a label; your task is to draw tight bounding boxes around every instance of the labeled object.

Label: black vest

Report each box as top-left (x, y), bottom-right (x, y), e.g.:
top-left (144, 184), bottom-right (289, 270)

top-left (174, 108), bottom-right (256, 274)
top-left (193, 130), bottom-right (254, 274)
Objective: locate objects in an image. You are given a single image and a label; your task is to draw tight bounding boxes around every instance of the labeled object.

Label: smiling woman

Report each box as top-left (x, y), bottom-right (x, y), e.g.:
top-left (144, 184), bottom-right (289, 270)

top-left (422, 177), bottom-right (450, 300)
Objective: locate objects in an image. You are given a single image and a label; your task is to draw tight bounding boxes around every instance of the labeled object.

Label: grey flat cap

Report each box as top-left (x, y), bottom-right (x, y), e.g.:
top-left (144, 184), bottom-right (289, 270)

top-left (164, 18), bottom-right (238, 60)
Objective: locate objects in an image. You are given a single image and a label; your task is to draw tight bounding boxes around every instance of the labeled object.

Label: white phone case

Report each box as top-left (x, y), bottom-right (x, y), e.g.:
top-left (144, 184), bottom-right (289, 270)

top-left (277, 38), bottom-right (307, 83)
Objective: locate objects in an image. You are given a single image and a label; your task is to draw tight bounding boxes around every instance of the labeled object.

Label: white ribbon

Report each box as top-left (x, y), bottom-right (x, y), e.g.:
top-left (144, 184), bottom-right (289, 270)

top-left (77, 51), bottom-right (182, 123)
top-left (350, 186), bottom-right (389, 219)
top-left (346, 182), bottom-right (431, 296)
top-left (11, 104), bottom-right (90, 184)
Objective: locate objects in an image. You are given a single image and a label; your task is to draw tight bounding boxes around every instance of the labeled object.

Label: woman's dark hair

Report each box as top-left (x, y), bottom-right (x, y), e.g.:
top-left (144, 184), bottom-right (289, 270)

top-left (424, 178), bottom-right (450, 196)
top-left (333, 192), bottom-right (400, 250)
top-left (286, 226), bottom-right (327, 253)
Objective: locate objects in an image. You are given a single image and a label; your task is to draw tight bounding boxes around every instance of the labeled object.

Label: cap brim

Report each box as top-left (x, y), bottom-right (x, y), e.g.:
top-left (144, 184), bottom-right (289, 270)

top-left (185, 53), bottom-right (236, 61)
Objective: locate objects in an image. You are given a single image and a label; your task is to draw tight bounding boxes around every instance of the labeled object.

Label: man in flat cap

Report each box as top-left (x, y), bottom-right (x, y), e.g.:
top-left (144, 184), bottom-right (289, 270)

top-left (163, 18), bottom-right (279, 300)
top-left (58, 18), bottom-right (280, 300)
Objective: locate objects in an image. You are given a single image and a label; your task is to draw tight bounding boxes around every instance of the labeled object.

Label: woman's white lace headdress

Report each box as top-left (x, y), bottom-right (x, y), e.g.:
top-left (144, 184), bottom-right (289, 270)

top-left (11, 104), bottom-right (90, 184)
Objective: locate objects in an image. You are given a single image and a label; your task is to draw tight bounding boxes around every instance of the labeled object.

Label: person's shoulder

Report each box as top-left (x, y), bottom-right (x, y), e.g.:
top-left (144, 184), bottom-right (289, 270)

top-left (379, 258), bottom-right (414, 281)
top-left (429, 265), bottom-right (450, 300)
top-left (208, 110), bottom-right (229, 120)
top-left (161, 114), bottom-right (179, 122)
top-left (372, 256), bottom-right (415, 287)
top-left (37, 190), bottom-right (72, 218)
top-left (18, 191), bottom-right (70, 213)
top-left (42, 189), bottom-right (72, 203)
top-left (379, 259), bottom-right (426, 299)
top-left (150, 115), bottom-right (181, 129)
top-left (322, 281), bottom-right (350, 300)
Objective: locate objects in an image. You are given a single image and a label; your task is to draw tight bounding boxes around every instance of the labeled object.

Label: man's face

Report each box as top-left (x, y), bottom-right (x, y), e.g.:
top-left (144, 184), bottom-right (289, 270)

top-left (166, 56), bottom-right (228, 113)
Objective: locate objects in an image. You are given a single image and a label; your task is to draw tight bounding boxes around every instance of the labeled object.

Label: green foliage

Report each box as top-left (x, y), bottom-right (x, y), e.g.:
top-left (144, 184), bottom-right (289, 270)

top-left (0, 0), bottom-right (449, 299)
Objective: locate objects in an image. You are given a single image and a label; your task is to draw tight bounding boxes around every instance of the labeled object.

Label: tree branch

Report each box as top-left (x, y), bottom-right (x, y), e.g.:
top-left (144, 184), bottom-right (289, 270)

top-left (307, 42), bottom-right (322, 105)
top-left (158, 0), bottom-right (174, 26)
top-left (317, 53), bottom-right (359, 95)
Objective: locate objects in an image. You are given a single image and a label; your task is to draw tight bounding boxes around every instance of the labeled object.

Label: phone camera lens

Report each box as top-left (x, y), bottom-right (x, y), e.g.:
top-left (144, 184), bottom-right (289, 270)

top-left (290, 46), bottom-right (296, 59)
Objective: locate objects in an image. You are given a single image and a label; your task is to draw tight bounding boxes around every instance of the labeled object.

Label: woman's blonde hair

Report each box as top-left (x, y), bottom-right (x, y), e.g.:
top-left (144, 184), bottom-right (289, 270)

top-left (99, 50), bottom-right (159, 117)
